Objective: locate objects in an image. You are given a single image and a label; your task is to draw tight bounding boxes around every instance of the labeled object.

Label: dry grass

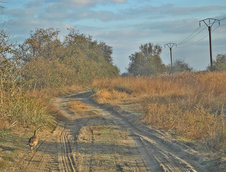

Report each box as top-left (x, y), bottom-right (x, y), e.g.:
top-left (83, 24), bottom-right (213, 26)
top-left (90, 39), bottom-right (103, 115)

top-left (92, 72), bottom-right (226, 152)
top-left (93, 89), bottom-right (129, 104)
top-left (67, 101), bottom-right (90, 112)
top-left (0, 82), bottom-right (87, 130)
top-left (0, 90), bottom-right (56, 130)
top-left (66, 100), bottom-right (101, 120)
top-left (27, 84), bottom-right (87, 98)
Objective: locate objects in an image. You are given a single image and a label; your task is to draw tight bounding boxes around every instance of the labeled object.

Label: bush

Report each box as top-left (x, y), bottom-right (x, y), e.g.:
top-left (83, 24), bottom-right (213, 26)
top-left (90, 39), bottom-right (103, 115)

top-left (0, 31), bottom-right (55, 129)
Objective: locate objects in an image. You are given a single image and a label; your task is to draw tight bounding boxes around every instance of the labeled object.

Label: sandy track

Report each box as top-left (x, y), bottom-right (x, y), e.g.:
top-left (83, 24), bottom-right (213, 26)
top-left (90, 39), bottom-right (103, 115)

top-left (7, 91), bottom-right (222, 172)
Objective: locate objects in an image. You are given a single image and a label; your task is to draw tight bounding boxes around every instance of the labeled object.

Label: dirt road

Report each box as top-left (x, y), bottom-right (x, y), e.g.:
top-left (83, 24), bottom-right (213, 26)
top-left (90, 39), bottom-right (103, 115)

top-left (7, 91), bottom-right (222, 172)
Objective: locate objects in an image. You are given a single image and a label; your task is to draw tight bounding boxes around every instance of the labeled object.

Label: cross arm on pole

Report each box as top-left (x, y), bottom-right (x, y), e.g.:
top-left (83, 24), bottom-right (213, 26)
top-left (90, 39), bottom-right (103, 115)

top-left (199, 18), bottom-right (220, 27)
top-left (164, 43), bottom-right (177, 49)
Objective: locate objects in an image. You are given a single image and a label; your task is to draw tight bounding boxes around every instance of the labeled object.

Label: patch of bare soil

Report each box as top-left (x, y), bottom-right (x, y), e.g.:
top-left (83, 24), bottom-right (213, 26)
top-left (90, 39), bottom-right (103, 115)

top-left (4, 91), bottom-right (224, 172)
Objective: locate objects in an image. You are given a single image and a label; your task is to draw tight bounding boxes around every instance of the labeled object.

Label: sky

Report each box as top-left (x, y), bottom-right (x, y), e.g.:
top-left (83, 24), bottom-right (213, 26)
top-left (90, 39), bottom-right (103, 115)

top-left (1, 0), bottom-right (226, 73)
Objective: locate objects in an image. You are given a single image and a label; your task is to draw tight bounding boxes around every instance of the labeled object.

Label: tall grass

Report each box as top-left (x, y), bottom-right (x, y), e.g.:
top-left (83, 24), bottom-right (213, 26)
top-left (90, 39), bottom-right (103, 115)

top-left (0, 58), bottom-right (56, 130)
top-left (92, 72), bottom-right (226, 152)
top-left (0, 89), bottom-right (56, 130)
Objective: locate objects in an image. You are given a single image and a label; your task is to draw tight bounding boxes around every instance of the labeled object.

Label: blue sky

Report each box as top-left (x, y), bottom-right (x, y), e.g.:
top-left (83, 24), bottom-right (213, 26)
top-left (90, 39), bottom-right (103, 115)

top-left (1, 0), bottom-right (226, 73)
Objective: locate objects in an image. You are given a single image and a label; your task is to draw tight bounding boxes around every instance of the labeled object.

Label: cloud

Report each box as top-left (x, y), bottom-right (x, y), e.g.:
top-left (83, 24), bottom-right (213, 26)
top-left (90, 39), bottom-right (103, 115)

top-left (56, 0), bottom-right (126, 8)
top-left (26, 0), bottom-right (46, 7)
top-left (123, 4), bottom-right (226, 19)
top-left (6, 8), bottom-right (41, 18)
top-left (2, 0), bottom-right (226, 73)
top-left (111, 0), bottom-right (126, 3)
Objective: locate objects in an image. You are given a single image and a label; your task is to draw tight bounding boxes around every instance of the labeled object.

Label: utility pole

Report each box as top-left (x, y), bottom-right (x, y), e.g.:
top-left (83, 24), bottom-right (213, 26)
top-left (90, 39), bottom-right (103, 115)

top-left (165, 43), bottom-right (177, 73)
top-left (199, 18), bottom-right (220, 70)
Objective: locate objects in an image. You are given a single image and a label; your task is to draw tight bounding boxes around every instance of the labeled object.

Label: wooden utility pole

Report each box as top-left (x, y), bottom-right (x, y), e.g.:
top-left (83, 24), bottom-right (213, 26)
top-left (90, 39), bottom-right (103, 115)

top-left (165, 43), bottom-right (177, 73)
top-left (199, 18), bottom-right (220, 70)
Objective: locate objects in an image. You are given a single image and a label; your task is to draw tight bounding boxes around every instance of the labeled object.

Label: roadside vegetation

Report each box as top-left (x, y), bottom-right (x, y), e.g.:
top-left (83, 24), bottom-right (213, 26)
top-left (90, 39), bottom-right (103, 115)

top-left (92, 72), bottom-right (226, 153)
top-left (0, 28), bottom-right (119, 169)
top-left (1, 27), bottom-right (119, 128)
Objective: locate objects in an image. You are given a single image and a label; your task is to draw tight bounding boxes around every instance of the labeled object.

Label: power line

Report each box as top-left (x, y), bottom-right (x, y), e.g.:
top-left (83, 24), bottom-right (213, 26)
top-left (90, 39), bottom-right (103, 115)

top-left (199, 18), bottom-right (220, 70)
top-left (177, 17), bottom-right (224, 48)
top-left (193, 24), bottom-right (220, 43)
top-left (174, 24), bottom-right (220, 50)
top-left (161, 17), bottom-right (223, 71)
top-left (177, 27), bottom-right (206, 47)
top-left (212, 24), bottom-right (220, 32)
top-left (192, 32), bottom-right (208, 44)
top-left (177, 27), bottom-right (202, 45)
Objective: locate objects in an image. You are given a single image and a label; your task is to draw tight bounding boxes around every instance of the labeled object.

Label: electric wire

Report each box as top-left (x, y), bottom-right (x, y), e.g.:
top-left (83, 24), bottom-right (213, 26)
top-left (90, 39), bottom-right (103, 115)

top-left (177, 27), bottom-right (202, 45)
top-left (177, 27), bottom-right (206, 47)
top-left (175, 17), bottom-right (225, 48)
top-left (163, 17), bottom-right (223, 67)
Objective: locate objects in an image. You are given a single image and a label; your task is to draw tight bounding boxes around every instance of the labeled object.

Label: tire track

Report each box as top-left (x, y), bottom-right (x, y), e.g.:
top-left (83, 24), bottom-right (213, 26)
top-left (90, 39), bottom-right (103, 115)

top-left (10, 91), bottom-right (214, 171)
top-left (88, 128), bottom-right (94, 172)
top-left (132, 134), bottom-right (164, 172)
top-left (62, 93), bottom-right (150, 171)
top-left (82, 100), bottom-right (197, 171)
top-left (141, 137), bottom-right (196, 172)
top-left (58, 125), bottom-right (78, 172)
top-left (107, 110), bottom-right (201, 171)
top-left (67, 91), bottom-right (210, 172)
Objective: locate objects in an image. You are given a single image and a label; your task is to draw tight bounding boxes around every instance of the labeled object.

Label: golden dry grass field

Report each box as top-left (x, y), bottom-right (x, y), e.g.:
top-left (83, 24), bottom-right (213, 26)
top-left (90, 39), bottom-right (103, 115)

top-left (1, 72), bottom-right (225, 171)
top-left (92, 72), bottom-right (226, 152)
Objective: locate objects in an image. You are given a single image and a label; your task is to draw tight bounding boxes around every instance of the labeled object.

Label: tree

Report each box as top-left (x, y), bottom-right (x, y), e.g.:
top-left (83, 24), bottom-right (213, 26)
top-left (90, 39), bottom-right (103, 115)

top-left (0, 30), bottom-right (21, 111)
top-left (17, 28), bottom-right (61, 62)
top-left (21, 57), bottom-right (76, 89)
top-left (17, 27), bottom-right (119, 88)
top-left (128, 43), bottom-right (166, 76)
top-left (98, 42), bottom-right (113, 64)
top-left (139, 43), bottom-right (162, 56)
top-left (207, 54), bottom-right (226, 71)
top-left (170, 60), bottom-right (193, 73)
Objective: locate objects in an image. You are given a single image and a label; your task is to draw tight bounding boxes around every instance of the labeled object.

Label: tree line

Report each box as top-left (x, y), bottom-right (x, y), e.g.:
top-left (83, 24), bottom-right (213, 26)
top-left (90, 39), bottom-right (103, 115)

top-left (5, 28), bottom-right (119, 89)
top-left (127, 42), bottom-right (226, 76)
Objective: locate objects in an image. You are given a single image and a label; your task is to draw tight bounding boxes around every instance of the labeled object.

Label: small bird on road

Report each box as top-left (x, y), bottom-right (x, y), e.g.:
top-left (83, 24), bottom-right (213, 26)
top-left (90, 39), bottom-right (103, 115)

top-left (28, 129), bottom-right (39, 151)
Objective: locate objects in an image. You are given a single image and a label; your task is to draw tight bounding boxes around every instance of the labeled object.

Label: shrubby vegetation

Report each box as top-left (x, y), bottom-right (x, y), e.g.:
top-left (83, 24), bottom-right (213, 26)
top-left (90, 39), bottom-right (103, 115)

top-left (0, 30), bottom-right (55, 129)
top-left (169, 60), bottom-right (193, 73)
top-left (18, 28), bottom-right (119, 89)
top-left (208, 54), bottom-right (226, 71)
top-left (0, 28), bottom-right (119, 129)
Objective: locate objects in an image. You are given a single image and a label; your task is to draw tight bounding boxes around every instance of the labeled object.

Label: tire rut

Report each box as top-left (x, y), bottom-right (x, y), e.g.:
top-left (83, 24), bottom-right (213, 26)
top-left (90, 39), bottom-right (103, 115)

top-left (58, 125), bottom-right (79, 172)
top-left (66, 91), bottom-right (212, 172)
top-left (88, 128), bottom-right (94, 172)
top-left (8, 91), bottom-right (216, 171)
